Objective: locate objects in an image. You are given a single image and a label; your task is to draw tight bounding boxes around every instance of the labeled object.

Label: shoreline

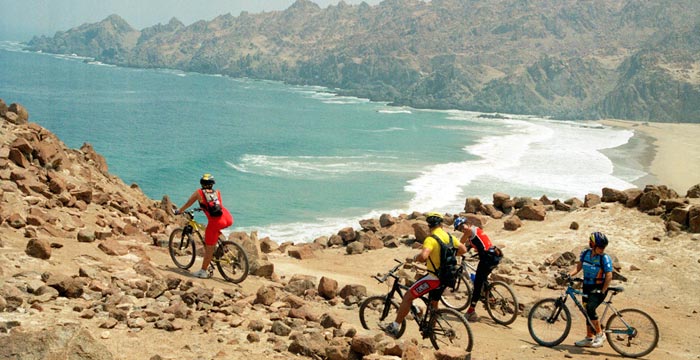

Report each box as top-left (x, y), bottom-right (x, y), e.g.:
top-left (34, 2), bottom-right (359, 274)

top-left (599, 119), bottom-right (700, 193)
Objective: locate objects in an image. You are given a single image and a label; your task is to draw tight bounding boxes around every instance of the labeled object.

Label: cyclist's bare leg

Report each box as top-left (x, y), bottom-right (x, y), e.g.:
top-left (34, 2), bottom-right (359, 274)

top-left (200, 244), bottom-right (216, 271)
top-left (395, 290), bottom-right (416, 324)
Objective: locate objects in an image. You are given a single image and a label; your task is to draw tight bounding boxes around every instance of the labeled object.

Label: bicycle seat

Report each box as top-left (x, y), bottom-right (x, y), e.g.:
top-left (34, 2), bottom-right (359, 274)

top-left (608, 286), bottom-right (624, 294)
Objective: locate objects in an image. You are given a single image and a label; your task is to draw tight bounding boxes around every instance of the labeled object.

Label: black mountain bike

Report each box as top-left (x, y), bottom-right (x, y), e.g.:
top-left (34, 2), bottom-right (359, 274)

top-left (358, 259), bottom-right (474, 353)
top-left (440, 254), bottom-right (519, 325)
top-left (528, 273), bottom-right (659, 358)
top-left (168, 209), bottom-right (249, 283)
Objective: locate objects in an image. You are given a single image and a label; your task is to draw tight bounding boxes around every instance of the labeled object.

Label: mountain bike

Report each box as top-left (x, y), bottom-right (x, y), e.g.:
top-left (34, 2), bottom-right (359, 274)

top-left (440, 254), bottom-right (519, 325)
top-left (528, 273), bottom-right (659, 358)
top-left (358, 259), bottom-right (474, 353)
top-left (168, 209), bottom-right (249, 283)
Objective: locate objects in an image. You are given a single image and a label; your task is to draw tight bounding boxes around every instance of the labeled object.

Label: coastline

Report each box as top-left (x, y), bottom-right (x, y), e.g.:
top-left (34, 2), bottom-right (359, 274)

top-left (599, 119), bottom-right (700, 193)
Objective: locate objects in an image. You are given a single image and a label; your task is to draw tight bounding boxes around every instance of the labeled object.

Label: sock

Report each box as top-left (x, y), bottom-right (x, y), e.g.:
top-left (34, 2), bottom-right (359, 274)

top-left (467, 307), bottom-right (475, 313)
top-left (391, 321), bottom-right (399, 328)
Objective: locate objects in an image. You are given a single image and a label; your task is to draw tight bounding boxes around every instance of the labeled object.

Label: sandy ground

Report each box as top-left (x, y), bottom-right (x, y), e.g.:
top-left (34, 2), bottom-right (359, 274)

top-left (271, 203), bottom-right (700, 360)
top-left (599, 119), bottom-right (700, 193)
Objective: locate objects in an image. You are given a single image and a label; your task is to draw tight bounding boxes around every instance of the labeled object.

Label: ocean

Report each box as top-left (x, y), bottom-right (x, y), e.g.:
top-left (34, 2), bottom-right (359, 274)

top-left (0, 41), bottom-right (654, 243)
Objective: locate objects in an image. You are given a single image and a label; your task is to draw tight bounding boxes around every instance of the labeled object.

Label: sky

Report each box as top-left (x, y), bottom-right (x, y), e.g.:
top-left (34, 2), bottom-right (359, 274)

top-left (0, 0), bottom-right (383, 41)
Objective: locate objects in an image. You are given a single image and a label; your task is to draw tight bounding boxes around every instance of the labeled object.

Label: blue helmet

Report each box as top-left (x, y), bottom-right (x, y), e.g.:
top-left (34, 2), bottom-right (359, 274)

top-left (453, 217), bottom-right (468, 231)
top-left (589, 232), bottom-right (609, 248)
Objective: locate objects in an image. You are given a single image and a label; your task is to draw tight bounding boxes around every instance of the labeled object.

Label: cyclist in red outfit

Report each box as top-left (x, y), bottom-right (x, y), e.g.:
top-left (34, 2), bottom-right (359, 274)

top-left (175, 173), bottom-right (233, 278)
top-left (453, 217), bottom-right (503, 321)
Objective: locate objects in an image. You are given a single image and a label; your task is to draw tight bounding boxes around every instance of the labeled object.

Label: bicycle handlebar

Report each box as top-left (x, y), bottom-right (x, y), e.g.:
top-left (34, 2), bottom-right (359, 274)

top-left (373, 259), bottom-right (405, 283)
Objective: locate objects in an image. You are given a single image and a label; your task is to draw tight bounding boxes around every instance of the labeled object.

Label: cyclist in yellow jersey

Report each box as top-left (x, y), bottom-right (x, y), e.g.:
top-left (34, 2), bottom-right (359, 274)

top-left (381, 212), bottom-right (467, 337)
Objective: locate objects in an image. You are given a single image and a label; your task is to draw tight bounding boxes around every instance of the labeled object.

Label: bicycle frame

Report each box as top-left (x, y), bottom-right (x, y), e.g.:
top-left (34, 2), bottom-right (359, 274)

top-left (381, 270), bottom-right (435, 337)
top-left (559, 280), bottom-right (634, 337)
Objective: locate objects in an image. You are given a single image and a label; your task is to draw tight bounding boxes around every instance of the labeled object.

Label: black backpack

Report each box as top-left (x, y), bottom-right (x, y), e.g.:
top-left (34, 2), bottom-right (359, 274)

top-left (202, 189), bottom-right (223, 217)
top-left (430, 234), bottom-right (459, 288)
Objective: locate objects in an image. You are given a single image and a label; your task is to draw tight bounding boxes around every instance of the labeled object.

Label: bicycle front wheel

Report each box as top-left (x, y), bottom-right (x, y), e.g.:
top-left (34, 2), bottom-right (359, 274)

top-left (216, 241), bottom-right (250, 284)
top-left (428, 308), bottom-right (474, 353)
top-left (358, 295), bottom-right (406, 338)
top-left (606, 308), bottom-right (659, 358)
top-left (485, 281), bottom-right (519, 325)
top-left (528, 298), bottom-right (572, 347)
top-left (168, 228), bottom-right (198, 269)
top-left (440, 273), bottom-right (472, 311)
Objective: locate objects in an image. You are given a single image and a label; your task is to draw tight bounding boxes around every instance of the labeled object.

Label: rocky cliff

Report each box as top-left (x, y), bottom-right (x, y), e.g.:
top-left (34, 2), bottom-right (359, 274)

top-left (25, 0), bottom-right (700, 122)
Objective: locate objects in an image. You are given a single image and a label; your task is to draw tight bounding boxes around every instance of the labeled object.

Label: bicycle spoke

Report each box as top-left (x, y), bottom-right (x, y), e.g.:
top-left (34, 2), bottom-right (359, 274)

top-left (606, 309), bottom-right (659, 358)
top-left (215, 241), bottom-right (249, 283)
top-left (485, 282), bottom-right (519, 325)
top-left (527, 298), bottom-right (571, 347)
top-left (168, 228), bottom-right (198, 269)
top-left (429, 308), bottom-right (473, 352)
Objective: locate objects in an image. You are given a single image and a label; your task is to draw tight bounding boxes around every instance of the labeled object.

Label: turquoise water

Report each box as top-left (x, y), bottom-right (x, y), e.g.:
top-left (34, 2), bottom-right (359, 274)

top-left (0, 42), bottom-right (650, 242)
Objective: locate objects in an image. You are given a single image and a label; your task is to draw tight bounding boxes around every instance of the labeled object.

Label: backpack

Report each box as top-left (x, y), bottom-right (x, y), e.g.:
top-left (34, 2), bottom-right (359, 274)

top-left (201, 189), bottom-right (223, 217)
top-left (430, 234), bottom-right (459, 288)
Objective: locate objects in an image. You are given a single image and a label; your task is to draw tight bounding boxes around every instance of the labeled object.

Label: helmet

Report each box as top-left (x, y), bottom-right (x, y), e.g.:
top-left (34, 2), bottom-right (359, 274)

top-left (200, 173), bottom-right (215, 188)
top-left (425, 212), bottom-right (443, 227)
top-left (453, 217), bottom-right (468, 231)
top-left (589, 231), bottom-right (608, 248)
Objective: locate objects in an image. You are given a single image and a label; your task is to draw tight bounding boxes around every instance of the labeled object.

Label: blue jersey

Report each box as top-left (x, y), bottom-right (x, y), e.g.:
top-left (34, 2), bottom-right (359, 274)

top-left (580, 249), bottom-right (613, 285)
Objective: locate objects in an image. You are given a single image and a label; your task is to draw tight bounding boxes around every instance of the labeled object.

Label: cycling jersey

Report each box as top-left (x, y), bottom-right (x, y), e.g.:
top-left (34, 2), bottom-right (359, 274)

top-left (197, 189), bottom-right (233, 245)
top-left (423, 227), bottom-right (460, 274)
top-left (464, 225), bottom-right (495, 260)
top-left (580, 249), bottom-right (613, 285)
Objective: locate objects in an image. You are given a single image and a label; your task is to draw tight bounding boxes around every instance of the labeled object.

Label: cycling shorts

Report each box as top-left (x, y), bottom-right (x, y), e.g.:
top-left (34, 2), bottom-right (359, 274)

top-left (409, 273), bottom-right (444, 301)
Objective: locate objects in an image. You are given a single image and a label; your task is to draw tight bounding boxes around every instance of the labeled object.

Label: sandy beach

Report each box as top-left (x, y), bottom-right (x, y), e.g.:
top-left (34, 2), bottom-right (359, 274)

top-left (600, 119), bottom-right (700, 194)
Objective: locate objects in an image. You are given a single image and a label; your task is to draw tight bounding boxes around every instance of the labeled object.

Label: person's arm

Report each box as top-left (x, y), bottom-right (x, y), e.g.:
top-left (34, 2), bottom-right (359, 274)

top-left (569, 262), bottom-right (582, 277)
top-left (176, 191), bottom-right (200, 214)
top-left (459, 227), bottom-right (473, 251)
top-left (414, 246), bottom-right (432, 263)
top-left (602, 271), bottom-right (613, 293)
top-left (457, 243), bottom-right (468, 256)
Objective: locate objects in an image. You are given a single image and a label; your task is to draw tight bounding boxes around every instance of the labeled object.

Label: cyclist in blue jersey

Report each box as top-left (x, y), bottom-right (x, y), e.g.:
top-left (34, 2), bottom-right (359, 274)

top-left (568, 231), bottom-right (613, 348)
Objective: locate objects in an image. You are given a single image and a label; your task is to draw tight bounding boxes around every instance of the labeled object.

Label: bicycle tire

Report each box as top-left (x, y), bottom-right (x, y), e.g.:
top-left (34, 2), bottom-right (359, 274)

top-left (428, 307), bottom-right (474, 353)
top-left (605, 308), bottom-right (659, 358)
top-left (215, 240), bottom-right (250, 284)
top-left (358, 295), bottom-right (406, 338)
top-left (440, 273), bottom-right (472, 311)
top-left (168, 228), bottom-right (198, 269)
top-left (485, 281), bottom-right (519, 325)
top-left (528, 298), bottom-right (572, 347)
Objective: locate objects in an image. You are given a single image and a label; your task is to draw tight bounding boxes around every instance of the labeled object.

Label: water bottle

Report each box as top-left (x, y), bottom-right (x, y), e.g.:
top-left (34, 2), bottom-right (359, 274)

top-left (470, 273), bottom-right (476, 283)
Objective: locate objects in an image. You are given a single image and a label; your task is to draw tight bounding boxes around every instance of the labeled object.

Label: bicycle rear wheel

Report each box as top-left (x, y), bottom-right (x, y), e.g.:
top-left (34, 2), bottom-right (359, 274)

top-left (428, 308), bottom-right (474, 353)
top-left (528, 298), bottom-right (572, 347)
top-left (168, 228), bottom-right (198, 269)
top-left (485, 281), bottom-right (519, 325)
top-left (358, 295), bottom-right (406, 338)
top-left (440, 273), bottom-right (472, 311)
top-left (605, 308), bottom-right (659, 358)
top-left (215, 240), bottom-right (249, 284)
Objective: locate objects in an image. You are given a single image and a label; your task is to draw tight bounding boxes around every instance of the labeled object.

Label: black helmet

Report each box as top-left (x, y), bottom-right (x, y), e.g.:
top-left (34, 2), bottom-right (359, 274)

top-left (425, 212), bottom-right (444, 227)
top-left (200, 173), bottom-right (215, 188)
top-left (589, 231), bottom-right (608, 248)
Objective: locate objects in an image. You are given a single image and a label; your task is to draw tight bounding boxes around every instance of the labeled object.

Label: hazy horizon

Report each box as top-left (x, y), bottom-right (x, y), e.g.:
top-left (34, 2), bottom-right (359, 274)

top-left (0, 0), bottom-right (383, 41)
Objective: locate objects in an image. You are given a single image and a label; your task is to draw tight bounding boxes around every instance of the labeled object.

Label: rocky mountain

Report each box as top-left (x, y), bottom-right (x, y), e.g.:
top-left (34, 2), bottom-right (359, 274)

top-left (26, 0), bottom-right (700, 122)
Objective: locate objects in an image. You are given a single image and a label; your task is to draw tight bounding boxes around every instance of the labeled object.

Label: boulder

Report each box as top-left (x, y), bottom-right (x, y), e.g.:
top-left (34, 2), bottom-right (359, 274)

top-left (687, 184), bottom-right (700, 198)
top-left (516, 204), bottom-right (546, 221)
top-left (25, 238), bottom-right (51, 259)
top-left (0, 324), bottom-right (114, 360)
